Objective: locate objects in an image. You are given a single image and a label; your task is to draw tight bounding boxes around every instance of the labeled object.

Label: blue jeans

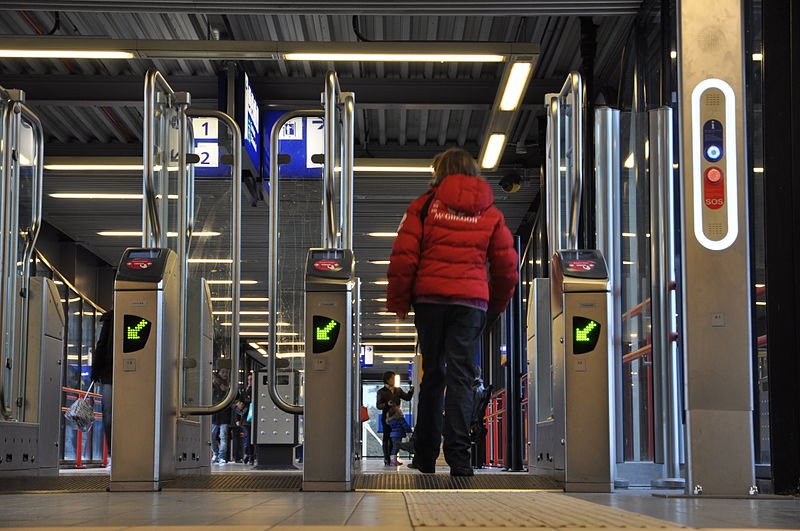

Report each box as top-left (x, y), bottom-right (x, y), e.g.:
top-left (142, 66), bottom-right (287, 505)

top-left (413, 303), bottom-right (485, 470)
top-left (211, 424), bottom-right (229, 462)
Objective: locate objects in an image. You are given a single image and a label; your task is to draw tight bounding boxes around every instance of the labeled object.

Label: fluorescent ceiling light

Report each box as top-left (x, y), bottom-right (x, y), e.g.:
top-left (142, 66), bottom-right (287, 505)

top-left (481, 133), bottom-right (506, 170)
top-left (257, 348), bottom-right (268, 356)
top-left (213, 310), bottom-right (271, 315)
top-left (373, 280), bottom-right (389, 285)
top-left (45, 164), bottom-right (142, 171)
top-left (670, 50), bottom-right (677, 59)
top-left (205, 279), bottom-right (257, 285)
top-left (499, 62), bottom-right (533, 111)
top-left (383, 359), bottom-right (413, 364)
top-left (98, 231), bottom-right (220, 237)
top-left (623, 260), bottom-right (635, 265)
top-left (189, 258), bottom-right (233, 264)
top-left (276, 352), bottom-right (305, 358)
top-left (379, 332), bottom-right (417, 337)
top-left (51, 193), bottom-right (143, 200)
top-left (753, 167), bottom-right (764, 173)
top-left (622, 232), bottom-right (636, 238)
top-left (375, 311), bottom-right (414, 316)
top-left (354, 165), bottom-right (432, 173)
top-left (220, 322), bottom-right (289, 327)
top-left (368, 232), bottom-right (397, 237)
top-left (755, 283), bottom-right (765, 288)
top-left (0, 49), bottom-right (134, 59)
top-left (368, 260), bottom-right (391, 265)
top-left (248, 342), bottom-right (261, 350)
top-left (284, 53), bottom-right (504, 62)
top-left (756, 301), bottom-right (767, 306)
top-left (752, 53), bottom-right (763, 61)
top-left (258, 341), bottom-right (304, 346)
top-left (374, 298), bottom-right (387, 302)
top-left (366, 341), bottom-right (417, 346)
top-left (377, 323), bottom-right (416, 327)
top-left (238, 331), bottom-right (298, 337)
top-left (375, 353), bottom-right (416, 358)
top-left (211, 296), bottom-right (269, 302)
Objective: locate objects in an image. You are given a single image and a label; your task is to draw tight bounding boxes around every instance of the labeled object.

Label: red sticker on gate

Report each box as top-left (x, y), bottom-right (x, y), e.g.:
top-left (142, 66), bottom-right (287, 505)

top-left (567, 260), bottom-right (596, 272)
top-left (314, 259), bottom-right (342, 272)
top-left (126, 258), bottom-right (153, 270)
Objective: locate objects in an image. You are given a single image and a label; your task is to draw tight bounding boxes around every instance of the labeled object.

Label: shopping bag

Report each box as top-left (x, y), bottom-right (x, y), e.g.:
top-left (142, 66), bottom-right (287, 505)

top-left (360, 405), bottom-right (370, 423)
top-left (64, 381), bottom-right (96, 432)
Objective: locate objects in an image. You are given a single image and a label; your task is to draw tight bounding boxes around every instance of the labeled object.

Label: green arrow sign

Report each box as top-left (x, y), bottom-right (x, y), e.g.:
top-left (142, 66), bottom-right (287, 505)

top-left (575, 320), bottom-right (598, 343)
top-left (127, 319), bottom-right (149, 340)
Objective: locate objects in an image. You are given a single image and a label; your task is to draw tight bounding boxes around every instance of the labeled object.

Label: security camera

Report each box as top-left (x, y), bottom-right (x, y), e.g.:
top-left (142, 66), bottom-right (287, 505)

top-left (499, 171), bottom-right (522, 193)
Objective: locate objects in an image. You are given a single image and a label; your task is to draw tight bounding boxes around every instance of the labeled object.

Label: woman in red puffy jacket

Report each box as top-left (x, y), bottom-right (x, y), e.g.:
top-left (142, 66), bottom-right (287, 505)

top-left (387, 147), bottom-right (519, 476)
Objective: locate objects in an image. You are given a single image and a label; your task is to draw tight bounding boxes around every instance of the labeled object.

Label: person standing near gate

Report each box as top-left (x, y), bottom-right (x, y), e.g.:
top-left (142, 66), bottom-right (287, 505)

top-left (387, 147), bottom-right (518, 476)
top-left (376, 371), bottom-right (413, 466)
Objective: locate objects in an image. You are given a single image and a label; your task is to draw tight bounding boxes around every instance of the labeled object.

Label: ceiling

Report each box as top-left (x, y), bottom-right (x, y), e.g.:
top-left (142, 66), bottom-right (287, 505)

top-left (1, 6), bottom-right (638, 372)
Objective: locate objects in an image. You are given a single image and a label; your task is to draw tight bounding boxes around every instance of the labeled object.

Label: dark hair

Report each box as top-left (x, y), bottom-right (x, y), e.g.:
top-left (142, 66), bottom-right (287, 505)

top-left (383, 371), bottom-right (396, 384)
top-left (431, 147), bottom-right (481, 187)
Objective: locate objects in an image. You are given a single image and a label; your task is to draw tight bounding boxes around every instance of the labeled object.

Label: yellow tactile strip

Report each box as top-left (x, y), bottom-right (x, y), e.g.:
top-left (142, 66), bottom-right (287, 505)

top-left (404, 491), bottom-right (685, 528)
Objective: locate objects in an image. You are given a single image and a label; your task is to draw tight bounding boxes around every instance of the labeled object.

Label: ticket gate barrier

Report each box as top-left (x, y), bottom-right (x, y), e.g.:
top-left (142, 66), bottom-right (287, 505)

top-left (111, 248), bottom-right (213, 491)
top-left (0, 278), bottom-right (64, 475)
top-left (528, 250), bottom-right (614, 492)
top-left (303, 248), bottom-right (358, 491)
top-left (253, 369), bottom-right (299, 469)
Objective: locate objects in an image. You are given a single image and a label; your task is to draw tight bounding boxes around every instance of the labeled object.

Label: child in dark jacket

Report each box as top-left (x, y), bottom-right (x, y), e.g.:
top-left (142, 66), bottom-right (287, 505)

top-left (386, 402), bottom-right (413, 466)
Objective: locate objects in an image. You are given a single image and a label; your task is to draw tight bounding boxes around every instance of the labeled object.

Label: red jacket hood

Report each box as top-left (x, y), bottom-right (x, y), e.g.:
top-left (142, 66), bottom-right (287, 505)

top-left (435, 174), bottom-right (494, 215)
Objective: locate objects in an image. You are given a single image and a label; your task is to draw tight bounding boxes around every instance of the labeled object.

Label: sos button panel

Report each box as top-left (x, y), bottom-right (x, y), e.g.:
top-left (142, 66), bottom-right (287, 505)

top-left (691, 79), bottom-right (739, 251)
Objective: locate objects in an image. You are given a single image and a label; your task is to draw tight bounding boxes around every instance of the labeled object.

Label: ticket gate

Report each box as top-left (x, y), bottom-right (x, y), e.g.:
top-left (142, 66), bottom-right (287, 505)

top-left (528, 250), bottom-right (614, 492)
top-left (303, 248), bottom-right (358, 491)
top-left (110, 248), bottom-right (207, 491)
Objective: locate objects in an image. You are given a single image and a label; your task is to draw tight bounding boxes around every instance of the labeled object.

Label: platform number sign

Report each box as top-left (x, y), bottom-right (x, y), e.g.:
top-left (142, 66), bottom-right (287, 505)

top-left (573, 316), bottom-right (601, 355)
top-left (192, 117), bottom-right (220, 172)
top-left (123, 315), bottom-right (152, 353)
top-left (313, 315), bottom-right (341, 353)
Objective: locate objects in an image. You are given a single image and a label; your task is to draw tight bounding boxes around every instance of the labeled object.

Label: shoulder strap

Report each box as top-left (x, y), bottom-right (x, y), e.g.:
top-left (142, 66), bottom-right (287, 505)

top-left (419, 191), bottom-right (435, 224)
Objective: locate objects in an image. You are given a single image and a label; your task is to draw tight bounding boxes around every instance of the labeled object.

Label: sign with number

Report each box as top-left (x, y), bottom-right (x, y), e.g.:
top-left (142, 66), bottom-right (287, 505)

top-left (263, 110), bottom-right (324, 180)
top-left (193, 117), bottom-right (218, 140)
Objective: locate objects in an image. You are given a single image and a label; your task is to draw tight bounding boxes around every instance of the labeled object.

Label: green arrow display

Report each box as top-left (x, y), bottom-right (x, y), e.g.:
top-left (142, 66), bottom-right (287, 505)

top-left (316, 319), bottom-right (339, 341)
top-left (127, 319), bottom-right (149, 340)
top-left (575, 320), bottom-right (598, 342)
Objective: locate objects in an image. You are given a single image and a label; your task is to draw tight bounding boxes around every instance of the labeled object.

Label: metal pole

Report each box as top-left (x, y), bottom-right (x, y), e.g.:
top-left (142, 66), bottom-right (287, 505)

top-left (268, 110), bottom-right (323, 415)
top-left (0, 94), bottom-right (14, 419)
top-left (545, 93), bottom-right (559, 267)
top-left (595, 107), bottom-right (624, 464)
top-left (341, 92), bottom-right (355, 250)
top-left (323, 71), bottom-right (340, 248)
top-left (175, 94), bottom-right (190, 413)
top-left (560, 72), bottom-right (584, 250)
top-left (15, 103), bottom-right (44, 422)
top-left (180, 109), bottom-right (241, 416)
top-left (650, 107), bottom-right (682, 481)
top-left (507, 236), bottom-right (524, 471)
top-left (142, 70), bottom-right (174, 248)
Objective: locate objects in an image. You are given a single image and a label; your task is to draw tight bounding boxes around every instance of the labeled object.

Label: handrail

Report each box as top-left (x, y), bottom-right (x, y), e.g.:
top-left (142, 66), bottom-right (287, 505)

top-left (142, 70), bottom-right (175, 248)
top-left (268, 109), bottom-right (323, 415)
top-left (180, 108), bottom-right (241, 416)
top-left (175, 94), bottom-right (192, 417)
top-left (34, 250), bottom-right (106, 313)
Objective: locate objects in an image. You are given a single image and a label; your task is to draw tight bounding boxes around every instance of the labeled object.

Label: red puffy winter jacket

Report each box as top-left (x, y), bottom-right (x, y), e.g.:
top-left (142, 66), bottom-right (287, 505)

top-left (387, 173), bottom-right (519, 315)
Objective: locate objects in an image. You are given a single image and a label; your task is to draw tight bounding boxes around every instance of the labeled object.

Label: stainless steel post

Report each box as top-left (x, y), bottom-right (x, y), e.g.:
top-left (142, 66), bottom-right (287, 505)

top-left (341, 92), bottom-right (355, 250)
top-left (175, 94), bottom-right (191, 415)
top-left (559, 72), bottom-right (584, 250)
top-left (595, 107), bottom-right (623, 465)
top-left (268, 110), bottom-right (324, 415)
top-left (649, 107), bottom-right (683, 484)
top-left (545, 93), bottom-right (560, 266)
top-left (323, 71), bottom-right (340, 248)
top-left (142, 70), bottom-right (174, 248)
top-left (0, 93), bottom-right (10, 419)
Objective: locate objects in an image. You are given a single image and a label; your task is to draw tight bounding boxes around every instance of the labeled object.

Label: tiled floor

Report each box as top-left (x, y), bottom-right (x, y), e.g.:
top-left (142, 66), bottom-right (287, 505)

top-left (5, 460), bottom-right (798, 530)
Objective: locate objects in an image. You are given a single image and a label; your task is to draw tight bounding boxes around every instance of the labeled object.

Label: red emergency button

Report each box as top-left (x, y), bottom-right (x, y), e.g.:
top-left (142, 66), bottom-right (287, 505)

top-left (705, 167), bottom-right (723, 184)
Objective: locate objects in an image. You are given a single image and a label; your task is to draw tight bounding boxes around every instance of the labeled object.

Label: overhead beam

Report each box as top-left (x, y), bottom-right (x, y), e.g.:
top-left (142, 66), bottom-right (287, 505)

top-left (0, 36), bottom-right (537, 61)
top-left (4, 74), bottom-right (561, 108)
top-left (0, 1), bottom-right (641, 15)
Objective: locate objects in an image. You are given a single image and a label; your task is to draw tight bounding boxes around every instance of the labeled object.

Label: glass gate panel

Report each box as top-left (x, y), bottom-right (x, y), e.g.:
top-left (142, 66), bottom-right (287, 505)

top-left (618, 111), bottom-right (655, 462)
